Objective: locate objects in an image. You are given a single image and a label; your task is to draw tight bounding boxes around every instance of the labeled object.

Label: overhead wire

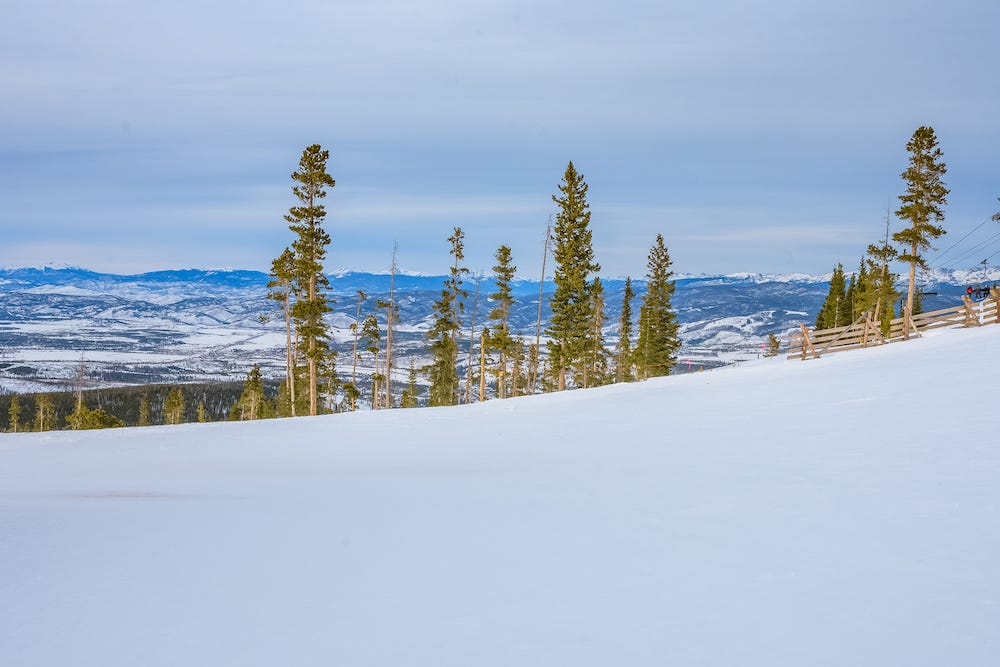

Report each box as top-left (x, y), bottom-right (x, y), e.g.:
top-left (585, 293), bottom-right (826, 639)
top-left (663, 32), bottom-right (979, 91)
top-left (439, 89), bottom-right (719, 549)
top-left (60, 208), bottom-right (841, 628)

top-left (926, 216), bottom-right (996, 269)
top-left (941, 230), bottom-right (1000, 269)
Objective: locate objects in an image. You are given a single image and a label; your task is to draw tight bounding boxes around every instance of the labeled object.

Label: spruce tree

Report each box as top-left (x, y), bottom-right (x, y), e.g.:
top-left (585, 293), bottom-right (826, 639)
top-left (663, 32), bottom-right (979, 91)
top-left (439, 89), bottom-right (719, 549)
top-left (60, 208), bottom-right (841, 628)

top-left (893, 126), bottom-right (949, 318)
top-left (164, 388), bottom-right (185, 425)
top-left (583, 277), bottom-right (608, 387)
top-left (489, 245), bottom-right (517, 399)
top-left (635, 234), bottom-right (680, 378)
top-left (286, 144), bottom-right (336, 416)
top-left (361, 313), bottom-right (381, 408)
top-left (7, 395), bottom-right (20, 433)
top-left (426, 228), bottom-right (469, 406)
top-left (866, 215), bottom-right (900, 333)
top-left (547, 162), bottom-right (600, 390)
top-left (236, 365), bottom-right (265, 420)
top-left (400, 360), bottom-right (420, 408)
top-left (615, 277), bottom-right (636, 383)
top-left (138, 394), bottom-right (151, 426)
top-left (815, 264), bottom-right (848, 330)
top-left (68, 405), bottom-right (125, 430)
top-left (268, 247), bottom-right (299, 416)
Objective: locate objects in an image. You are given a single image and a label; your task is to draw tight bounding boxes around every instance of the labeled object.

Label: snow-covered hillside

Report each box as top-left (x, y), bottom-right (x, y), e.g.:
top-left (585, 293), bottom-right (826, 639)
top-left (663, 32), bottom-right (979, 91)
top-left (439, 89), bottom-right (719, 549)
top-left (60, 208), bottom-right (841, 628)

top-left (1, 324), bottom-right (998, 666)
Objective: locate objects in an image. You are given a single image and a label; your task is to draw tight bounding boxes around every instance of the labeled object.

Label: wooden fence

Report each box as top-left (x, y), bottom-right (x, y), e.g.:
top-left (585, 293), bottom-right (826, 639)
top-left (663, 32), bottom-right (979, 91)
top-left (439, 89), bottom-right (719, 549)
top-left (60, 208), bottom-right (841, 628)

top-left (789, 289), bottom-right (1000, 360)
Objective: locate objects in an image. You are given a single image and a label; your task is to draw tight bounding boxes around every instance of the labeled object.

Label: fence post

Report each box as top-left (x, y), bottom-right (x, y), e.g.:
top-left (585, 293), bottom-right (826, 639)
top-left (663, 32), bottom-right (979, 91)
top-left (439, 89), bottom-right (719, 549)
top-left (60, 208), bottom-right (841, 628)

top-left (799, 323), bottom-right (817, 360)
top-left (865, 310), bottom-right (886, 346)
top-left (961, 295), bottom-right (979, 327)
top-left (902, 306), bottom-right (920, 339)
top-left (993, 288), bottom-right (1000, 324)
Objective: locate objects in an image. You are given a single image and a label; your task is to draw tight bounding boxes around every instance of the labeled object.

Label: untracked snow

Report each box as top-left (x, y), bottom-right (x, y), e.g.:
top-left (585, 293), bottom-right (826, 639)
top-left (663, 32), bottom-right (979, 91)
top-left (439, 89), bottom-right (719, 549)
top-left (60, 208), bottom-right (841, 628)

top-left (1, 325), bottom-right (998, 666)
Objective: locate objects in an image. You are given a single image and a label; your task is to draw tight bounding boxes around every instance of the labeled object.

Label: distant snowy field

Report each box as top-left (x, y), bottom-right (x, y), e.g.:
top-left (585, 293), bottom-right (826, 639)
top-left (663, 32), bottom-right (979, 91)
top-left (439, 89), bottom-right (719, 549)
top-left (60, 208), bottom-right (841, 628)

top-left (1, 325), bottom-right (998, 666)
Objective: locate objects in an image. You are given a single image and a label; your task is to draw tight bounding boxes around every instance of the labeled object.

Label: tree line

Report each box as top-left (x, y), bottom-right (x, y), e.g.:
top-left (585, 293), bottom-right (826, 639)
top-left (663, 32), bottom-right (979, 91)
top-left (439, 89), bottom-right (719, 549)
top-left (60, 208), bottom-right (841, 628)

top-left (0, 380), bottom-right (277, 432)
top-left (265, 151), bottom-right (683, 415)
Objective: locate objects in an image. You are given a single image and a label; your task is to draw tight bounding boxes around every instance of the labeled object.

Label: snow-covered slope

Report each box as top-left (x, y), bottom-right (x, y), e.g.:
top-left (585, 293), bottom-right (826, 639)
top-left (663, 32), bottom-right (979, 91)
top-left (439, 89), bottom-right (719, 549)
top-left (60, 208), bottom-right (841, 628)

top-left (1, 324), bottom-right (998, 666)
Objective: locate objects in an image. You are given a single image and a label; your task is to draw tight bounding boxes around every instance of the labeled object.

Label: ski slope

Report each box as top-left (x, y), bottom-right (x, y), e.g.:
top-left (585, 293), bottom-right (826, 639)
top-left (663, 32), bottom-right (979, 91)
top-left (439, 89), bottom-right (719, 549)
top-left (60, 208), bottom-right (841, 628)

top-left (1, 325), bottom-right (998, 666)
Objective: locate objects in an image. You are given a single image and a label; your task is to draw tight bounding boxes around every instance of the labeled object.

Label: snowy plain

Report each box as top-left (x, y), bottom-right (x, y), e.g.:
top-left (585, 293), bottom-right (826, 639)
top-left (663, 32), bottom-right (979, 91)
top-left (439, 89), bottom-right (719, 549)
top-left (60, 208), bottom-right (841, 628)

top-left (1, 324), bottom-right (998, 666)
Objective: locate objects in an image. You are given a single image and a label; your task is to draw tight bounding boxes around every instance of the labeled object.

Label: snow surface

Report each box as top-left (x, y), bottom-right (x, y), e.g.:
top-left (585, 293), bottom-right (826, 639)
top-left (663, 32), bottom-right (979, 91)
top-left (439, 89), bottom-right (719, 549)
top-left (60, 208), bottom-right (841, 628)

top-left (1, 325), bottom-right (999, 666)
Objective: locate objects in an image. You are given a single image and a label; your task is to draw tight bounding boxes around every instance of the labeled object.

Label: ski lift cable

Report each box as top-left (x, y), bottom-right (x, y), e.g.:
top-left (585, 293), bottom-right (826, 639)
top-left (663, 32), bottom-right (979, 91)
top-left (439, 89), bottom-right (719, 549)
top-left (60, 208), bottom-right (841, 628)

top-left (937, 230), bottom-right (1000, 269)
top-left (927, 216), bottom-right (995, 268)
top-left (946, 231), bottom-right (1000, 266)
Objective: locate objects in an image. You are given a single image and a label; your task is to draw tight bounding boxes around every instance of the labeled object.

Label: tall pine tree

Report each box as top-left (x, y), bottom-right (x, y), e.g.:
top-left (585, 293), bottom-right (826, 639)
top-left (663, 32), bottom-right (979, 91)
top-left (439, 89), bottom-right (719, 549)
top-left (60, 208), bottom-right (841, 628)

top-left (426, 228), bottom-right (468, 406)
top-left (635, 235), bottom-right (680, 378)
top-left (615, 277), bottom-right (636, 383)
top-left (892, 126), bottom-right (948, 319)
top-left (815, 264), bottom-right (848, 330)
top-left (582, 277), bottom-right (608, 387)
top-left (235, 364), bottom-right (265, 420)
top-left (286, 144), bottom-right (336, 416)
top-left (547, 162), bottom-right (599, 390)
top-left (267, 247), bottom-right (299, 416)
top-left (489, 245), bottom-right (517, 399)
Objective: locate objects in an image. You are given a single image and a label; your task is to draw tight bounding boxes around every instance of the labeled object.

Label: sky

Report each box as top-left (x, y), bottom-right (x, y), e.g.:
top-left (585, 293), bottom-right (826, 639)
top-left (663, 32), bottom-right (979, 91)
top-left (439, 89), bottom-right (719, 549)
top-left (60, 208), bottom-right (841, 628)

top-left (1, 0), bottom-right (997, 277)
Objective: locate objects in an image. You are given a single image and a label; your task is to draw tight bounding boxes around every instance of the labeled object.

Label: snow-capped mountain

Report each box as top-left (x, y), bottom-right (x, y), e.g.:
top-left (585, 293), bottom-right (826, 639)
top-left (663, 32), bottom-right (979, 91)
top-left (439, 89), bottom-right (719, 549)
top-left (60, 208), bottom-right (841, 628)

top-left (0, 266), bottom-right (989, 392)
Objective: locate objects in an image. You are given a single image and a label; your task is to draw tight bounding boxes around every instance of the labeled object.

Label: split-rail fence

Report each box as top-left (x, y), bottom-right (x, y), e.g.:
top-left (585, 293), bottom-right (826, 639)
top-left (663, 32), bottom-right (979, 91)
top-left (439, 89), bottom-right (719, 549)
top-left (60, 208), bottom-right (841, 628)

top-left (788, 288), bottom-right (1000, 360)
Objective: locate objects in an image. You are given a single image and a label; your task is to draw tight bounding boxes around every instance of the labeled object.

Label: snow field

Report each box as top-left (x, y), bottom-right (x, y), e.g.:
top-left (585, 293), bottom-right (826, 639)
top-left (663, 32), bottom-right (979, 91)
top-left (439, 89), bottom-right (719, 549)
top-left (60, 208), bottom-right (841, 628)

top-left (1, 325), bottom-right (998, 666)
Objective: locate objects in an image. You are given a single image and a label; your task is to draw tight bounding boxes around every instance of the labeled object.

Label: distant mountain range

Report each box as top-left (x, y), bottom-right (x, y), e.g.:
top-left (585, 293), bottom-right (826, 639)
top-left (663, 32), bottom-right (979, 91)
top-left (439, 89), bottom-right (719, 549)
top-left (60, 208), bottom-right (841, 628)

top-left (1, 266), bottom-right (994, 394)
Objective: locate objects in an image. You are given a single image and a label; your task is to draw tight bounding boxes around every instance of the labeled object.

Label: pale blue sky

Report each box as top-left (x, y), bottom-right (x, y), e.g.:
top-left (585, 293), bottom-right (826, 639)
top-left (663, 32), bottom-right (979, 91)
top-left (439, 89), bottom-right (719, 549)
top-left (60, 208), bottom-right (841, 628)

top-left (2, 0), bottom-right (997, 276)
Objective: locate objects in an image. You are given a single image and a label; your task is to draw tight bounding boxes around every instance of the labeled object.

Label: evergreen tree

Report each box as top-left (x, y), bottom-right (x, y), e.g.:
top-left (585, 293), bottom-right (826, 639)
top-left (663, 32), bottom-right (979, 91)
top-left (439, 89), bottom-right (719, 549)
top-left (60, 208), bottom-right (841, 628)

top-left (34, 395), bottom-right (55, 432)
top-left (7, 395), bottom-right (20, 433)
top-left (815, 264), bottom-right (848, 330)
top-left (866, 216), bottom-right (901, 333)
top-left (197, 401), bottom-right (208, 423)
top-left (400, 360), bottom-right (420, 408)
top-left (286, 144), bottom-right (336, 416)
top-left (164, 388), bottom-right (185, 425)
top-left (765, 333), bottom-right (781, 357)
top-left (361, 313), bottom-right (381, 408)
top-left (546, 162), bottom-right (600, 390)
top-left (268, 247), bottom-right (299, 416)
top-left (893, 126), bottom-right (949, 318)
top-left (138, 394), bottom-right (151, 426)
top-left (425, 228), bottom-right (468, 406)
top-left (582, 277), bottom-right (608, 387)
top-left (489, 245), bottom-right (517, 399)
top-left (635, 234), bottom-right (680, 378)
top-left (615, 277), bottom-right (636, 383)
top-left (68, 404), bottom-right (125, 430)
top-left (235, 365), bottom-right (265, 420)
top-left (509, 338), bottom-right (527, 397)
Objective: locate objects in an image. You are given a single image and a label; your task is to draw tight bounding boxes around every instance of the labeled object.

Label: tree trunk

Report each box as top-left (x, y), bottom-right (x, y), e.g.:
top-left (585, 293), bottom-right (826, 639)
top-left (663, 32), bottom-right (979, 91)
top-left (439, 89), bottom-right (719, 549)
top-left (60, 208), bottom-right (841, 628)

top-left (532, 218), bottom-right (551, 394)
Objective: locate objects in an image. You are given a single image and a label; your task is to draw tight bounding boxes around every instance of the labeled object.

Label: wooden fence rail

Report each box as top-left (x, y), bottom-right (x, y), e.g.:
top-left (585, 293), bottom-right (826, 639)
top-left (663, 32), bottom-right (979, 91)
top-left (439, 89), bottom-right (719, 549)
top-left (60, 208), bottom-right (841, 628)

top-left (788, 289), bottom-right (999, 360)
